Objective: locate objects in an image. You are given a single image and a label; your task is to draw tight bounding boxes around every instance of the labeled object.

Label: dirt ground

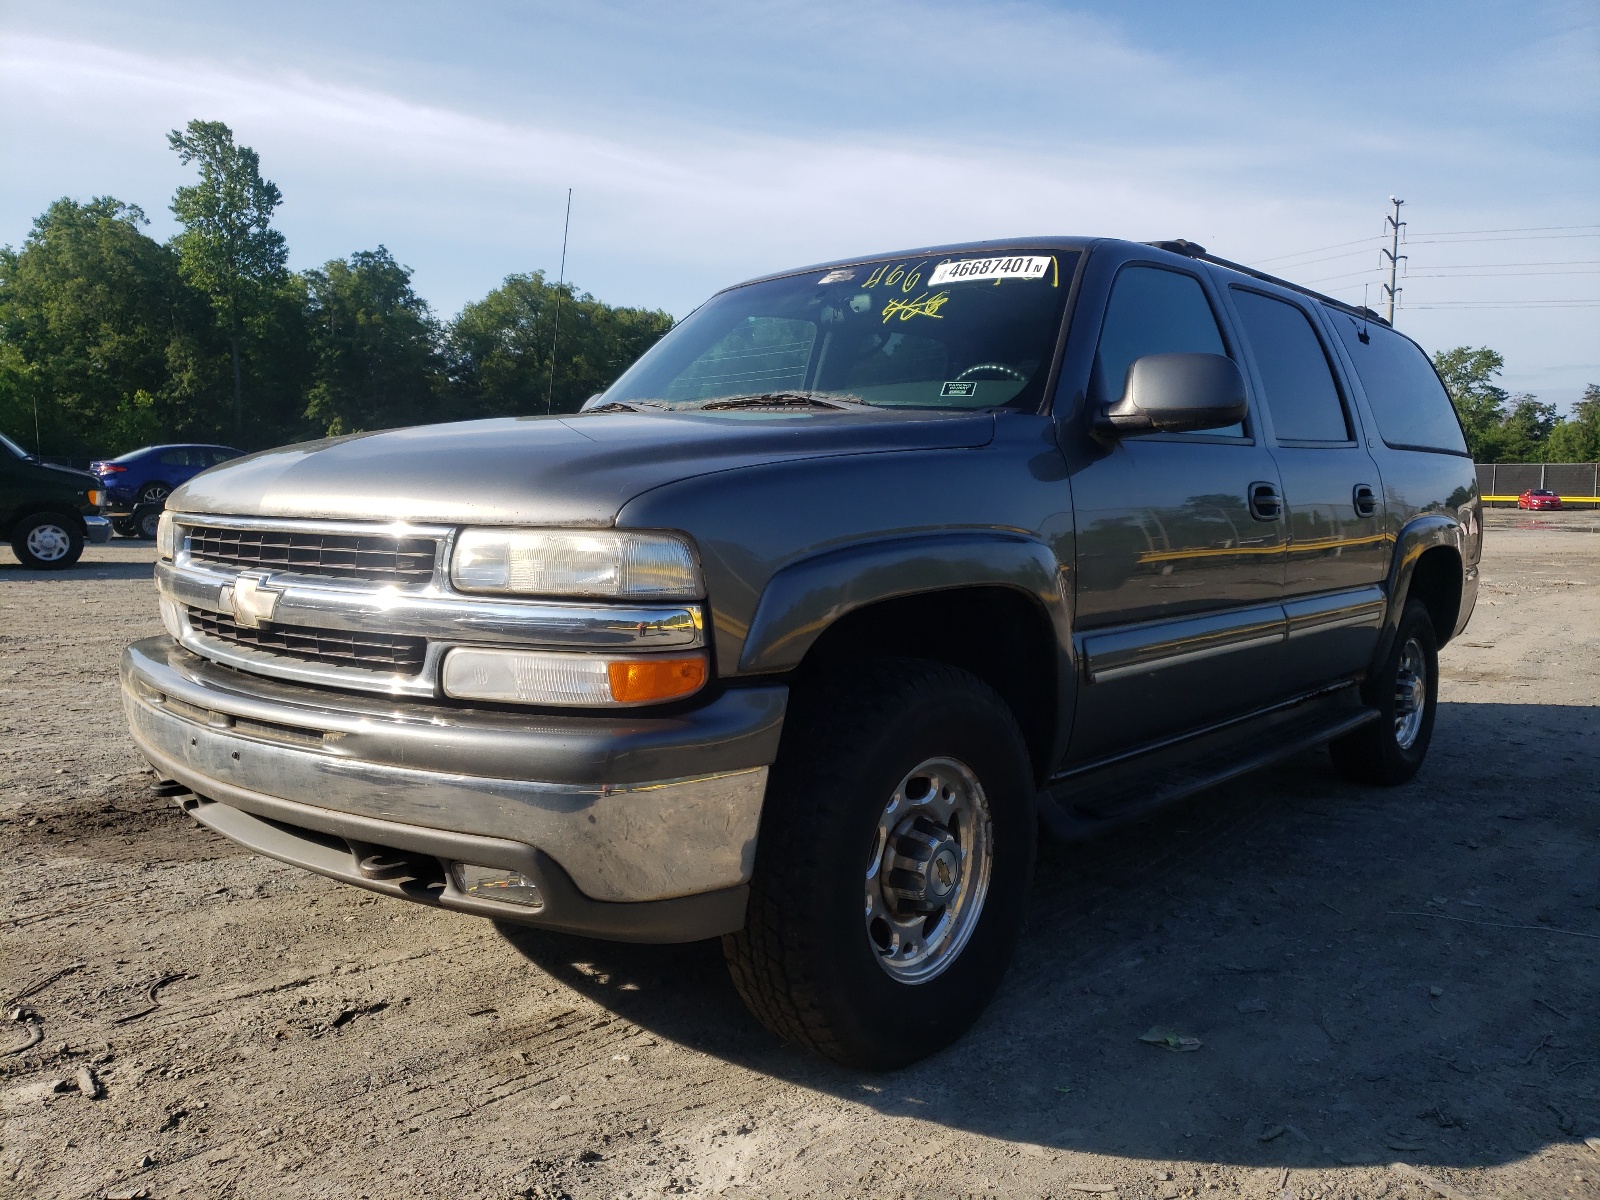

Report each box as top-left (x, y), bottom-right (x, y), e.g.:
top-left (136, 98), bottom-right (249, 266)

top-left (2, 511), bottom-right (1597, 1200)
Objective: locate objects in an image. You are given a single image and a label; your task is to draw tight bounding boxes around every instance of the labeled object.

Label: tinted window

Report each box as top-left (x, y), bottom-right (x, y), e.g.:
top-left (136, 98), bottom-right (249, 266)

top-left (1326, 311), bottom-right (1469, 454)
top-left (1094, 266), bottom-right (1242, 436)
top-left (208, 448), bottom-right (237, 465)
top-left (1232, 290), bottom-right (1350, 442)
top-left (158, 449), bottom-right (190, 466)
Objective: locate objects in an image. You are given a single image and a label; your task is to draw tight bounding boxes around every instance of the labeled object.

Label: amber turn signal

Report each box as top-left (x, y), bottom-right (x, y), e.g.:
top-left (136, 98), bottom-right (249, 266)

top-left (607, 656), bottom-right (707, 704)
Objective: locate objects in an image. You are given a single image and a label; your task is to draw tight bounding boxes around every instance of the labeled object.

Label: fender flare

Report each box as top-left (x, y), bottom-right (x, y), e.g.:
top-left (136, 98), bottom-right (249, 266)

top-left (1372, 513), bottom-right (1464, 668)
top-left (738, 531), bottom-right (1072, 676)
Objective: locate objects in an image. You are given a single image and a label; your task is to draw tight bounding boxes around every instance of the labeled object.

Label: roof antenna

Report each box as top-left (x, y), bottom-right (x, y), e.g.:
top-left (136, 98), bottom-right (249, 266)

top-left (1360, 283), bottom-right (1372, 342)
top-left (546, 188), bottom-right (573, 415)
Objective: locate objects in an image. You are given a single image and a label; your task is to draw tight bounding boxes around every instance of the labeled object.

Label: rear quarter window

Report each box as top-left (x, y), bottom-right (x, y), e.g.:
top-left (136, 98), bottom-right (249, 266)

top-left (1325, 310), bottom-right (1469, 455)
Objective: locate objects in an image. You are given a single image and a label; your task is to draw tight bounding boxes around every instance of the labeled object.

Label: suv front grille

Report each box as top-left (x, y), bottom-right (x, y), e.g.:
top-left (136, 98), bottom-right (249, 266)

top-left (185, 525), bottom-right (438, 586)
top-left (186, 607), bottom-right (428, 675)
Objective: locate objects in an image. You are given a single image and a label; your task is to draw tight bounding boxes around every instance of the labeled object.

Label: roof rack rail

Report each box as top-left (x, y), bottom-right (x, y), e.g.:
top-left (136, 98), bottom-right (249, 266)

top-left (1142, 238), bottom-right (1389, 327)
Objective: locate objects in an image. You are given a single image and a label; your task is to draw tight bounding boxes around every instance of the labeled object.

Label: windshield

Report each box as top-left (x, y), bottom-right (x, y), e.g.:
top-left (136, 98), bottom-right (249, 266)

top-left (603, 250), bottom-right (1079, 411)
top-left (0, 431), bottom-right (28, 459)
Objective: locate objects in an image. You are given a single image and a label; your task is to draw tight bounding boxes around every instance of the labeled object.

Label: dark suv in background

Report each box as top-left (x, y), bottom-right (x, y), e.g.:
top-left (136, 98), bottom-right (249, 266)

top-left (122, 236), bottom-right (1480, 1068)
top-left (1, 431), bottom-right (112, 568)
top-left (92, 444), bottom-right (242, 538)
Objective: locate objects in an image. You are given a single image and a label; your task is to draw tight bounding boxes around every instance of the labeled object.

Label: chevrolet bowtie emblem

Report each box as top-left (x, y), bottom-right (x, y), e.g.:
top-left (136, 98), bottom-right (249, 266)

top-left (219, 572), bottom-right (281, 629)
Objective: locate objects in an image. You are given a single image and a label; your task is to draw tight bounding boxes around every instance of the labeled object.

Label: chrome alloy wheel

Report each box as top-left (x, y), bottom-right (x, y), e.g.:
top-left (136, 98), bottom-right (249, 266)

top-left (864, 756), bottom-right (993, 984)
top-left (1394, 637), bottom-right (1427, 750)
top-left (25, 521), bottom-right (72, 563)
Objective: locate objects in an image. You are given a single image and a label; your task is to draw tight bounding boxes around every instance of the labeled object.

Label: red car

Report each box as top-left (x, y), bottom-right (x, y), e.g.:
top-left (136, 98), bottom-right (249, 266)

top-left (1518, 488), bottom-right (1563, 510)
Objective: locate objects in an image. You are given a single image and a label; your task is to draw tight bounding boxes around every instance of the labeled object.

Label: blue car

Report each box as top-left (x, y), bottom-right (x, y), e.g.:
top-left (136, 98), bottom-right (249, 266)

top-left (91, 444), bottom-right (242, 538)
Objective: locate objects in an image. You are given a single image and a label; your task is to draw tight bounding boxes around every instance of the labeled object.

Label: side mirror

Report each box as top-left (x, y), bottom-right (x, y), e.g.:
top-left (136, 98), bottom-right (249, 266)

top-left (1095, 352), bottom-right (1247, 437)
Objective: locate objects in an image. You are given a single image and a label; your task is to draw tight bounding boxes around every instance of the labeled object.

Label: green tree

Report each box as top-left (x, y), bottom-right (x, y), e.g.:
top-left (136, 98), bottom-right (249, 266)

top-left (1544, 384), bottom-right (1600, 463)
top-left (449, 271), bottom-right (673, 416)
top-left (167, 119), bottom-right (289, 439)
top-left (1499, 394), bottom-right (1557, 461)
top-left (0, 197), bottom-right (211, 457)
top-left (303, 248), bottom-right (443, 435)
top-left (1433, 346), bottom-right (1511, 461)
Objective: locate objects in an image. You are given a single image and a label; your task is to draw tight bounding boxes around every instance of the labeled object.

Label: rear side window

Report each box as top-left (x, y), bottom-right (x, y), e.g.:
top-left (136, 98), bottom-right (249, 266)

top-left (1232, 290), bottom-right (1350, 442)
top-left (1094, 265), bottom-right (1242, 436)
top-left (158, 449), bottom-right (189, 466)
top-left (1325, 311), bottom-right (1469, 455)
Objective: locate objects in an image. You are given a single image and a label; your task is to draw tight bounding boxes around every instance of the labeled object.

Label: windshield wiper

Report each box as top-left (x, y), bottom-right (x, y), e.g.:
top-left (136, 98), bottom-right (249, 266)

top-left (579, 400), bottom-right (667, 414)
top-left (698, 392), bottom-right (871, 412)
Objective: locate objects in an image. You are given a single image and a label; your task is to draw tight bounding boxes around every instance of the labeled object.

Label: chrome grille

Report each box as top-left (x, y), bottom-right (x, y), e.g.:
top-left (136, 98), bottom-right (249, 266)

top-left (186, 607), bottom-right (428, 675)
top-left (184, 525), bottom-right (438, 585)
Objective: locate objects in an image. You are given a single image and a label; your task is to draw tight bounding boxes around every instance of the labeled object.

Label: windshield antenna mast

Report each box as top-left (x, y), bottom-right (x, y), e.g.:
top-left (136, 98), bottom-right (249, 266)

top-left (546, 188), bottom-right (573, 414)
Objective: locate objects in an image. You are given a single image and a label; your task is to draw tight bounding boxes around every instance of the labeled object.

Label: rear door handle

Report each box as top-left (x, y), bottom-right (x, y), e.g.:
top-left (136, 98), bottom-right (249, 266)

top-left (1248, 481), bottom-right (1282, 521)
top-left (1353, 483), bottom-right (1378, 518)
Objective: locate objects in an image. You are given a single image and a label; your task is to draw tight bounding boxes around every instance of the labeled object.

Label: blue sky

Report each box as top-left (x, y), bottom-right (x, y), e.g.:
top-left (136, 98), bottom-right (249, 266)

top-left (3, 0), bottom-right (1596, 409)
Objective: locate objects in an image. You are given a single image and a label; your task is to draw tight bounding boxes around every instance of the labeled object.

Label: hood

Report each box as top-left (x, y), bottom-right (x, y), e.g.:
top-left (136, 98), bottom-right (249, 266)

top-left (37, 461), bottom-right (100, 487)
top-left (169, 408), bottom-right (995, 526)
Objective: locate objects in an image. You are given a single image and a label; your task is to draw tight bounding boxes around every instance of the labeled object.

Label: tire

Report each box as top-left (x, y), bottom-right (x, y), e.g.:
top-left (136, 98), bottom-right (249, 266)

top-left (11, 513), bottom-right (84, 570)
top-left (1330, 598), bottom-right (1439, 786)
top-left (134, 504), bottom-right (164, 540)
top-left (723, 658), bottom-right (1037, 1069)
top-left (137, 482), bottom-right (170, 505)
top-left (111, 517), bottom-right (138, 539)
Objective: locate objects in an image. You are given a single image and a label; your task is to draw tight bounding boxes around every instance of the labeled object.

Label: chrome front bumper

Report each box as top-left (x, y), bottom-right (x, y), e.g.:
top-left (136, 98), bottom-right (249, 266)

top-left (122, 637), bottom-right (785, 938)
top-left (84, 514), bottom-right (113, 544)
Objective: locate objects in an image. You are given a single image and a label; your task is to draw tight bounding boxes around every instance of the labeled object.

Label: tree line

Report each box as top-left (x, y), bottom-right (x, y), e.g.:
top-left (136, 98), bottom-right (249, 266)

top-left (0, 120), bottom-right (674, 458)
top-left (1432, 348), bottom-right (1599, 464)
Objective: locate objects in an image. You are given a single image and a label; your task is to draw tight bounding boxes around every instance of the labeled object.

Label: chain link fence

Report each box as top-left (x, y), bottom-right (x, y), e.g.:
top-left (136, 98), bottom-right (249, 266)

top-left (1476, 462), bottom-right (1600, 505)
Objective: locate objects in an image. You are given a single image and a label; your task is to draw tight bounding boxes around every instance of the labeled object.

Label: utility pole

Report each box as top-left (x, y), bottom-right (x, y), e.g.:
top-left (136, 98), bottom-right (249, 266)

top-left (1381, 196), bottom-right (1406, 324)
top-left (546, 188), bottom-right (573, 415)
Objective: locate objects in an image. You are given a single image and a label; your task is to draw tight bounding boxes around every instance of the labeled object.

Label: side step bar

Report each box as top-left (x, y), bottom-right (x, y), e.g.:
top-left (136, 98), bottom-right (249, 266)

top-left (1036, 693), bottom-right (1380, 841)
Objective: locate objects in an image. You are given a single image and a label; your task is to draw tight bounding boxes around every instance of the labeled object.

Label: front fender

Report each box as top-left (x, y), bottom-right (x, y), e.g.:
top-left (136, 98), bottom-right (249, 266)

top-left (738, 531), bottom-right (1071, 674)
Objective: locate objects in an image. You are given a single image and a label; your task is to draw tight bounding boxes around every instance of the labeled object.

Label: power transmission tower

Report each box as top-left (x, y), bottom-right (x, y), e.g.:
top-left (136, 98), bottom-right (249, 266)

top-left (1381, 196), bottom-right (1406, 324)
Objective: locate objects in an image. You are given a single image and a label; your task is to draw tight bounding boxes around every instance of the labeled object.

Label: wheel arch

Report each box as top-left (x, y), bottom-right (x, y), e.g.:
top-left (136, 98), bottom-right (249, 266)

top-left (739, 533), bottom-right (1074, 784)
top-left (1373, 515), bottom-right (1465, 668)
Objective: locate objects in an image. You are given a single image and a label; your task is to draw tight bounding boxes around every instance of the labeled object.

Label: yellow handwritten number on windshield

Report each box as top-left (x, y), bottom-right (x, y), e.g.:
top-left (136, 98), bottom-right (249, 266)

top-left (881, 291), bottom-right (950, 323)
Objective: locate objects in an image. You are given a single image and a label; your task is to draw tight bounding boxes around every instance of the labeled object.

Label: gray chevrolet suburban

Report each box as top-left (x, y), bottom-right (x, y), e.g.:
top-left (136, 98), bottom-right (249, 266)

top-left (122, 237), bottom-right (1480, 1067)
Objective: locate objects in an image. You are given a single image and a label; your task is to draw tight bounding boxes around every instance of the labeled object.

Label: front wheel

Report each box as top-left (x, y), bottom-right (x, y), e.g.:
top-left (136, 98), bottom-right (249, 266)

top-left (723, 658), bottom-right (1036, 1068)
top-left (11, 513), bottom-right (84, 570)
top-left (1330, 598), bottom-right (1439, 785)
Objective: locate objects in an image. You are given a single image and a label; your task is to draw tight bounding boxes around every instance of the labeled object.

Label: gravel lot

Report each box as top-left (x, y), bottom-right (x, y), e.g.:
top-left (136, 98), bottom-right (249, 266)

top-left (3, 512), bottom-right (1598, 1200)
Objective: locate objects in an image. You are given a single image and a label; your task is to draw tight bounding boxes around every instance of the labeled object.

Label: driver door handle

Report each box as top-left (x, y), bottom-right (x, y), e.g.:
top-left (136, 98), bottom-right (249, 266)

top-left (1353, 483), bottom-right (1379, 518)
top-left (1248, 481), bottom-right (1282, 522)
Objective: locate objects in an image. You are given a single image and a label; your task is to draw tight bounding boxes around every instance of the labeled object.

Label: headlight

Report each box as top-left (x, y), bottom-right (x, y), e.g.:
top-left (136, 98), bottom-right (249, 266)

top-left (451, 529), bottom-right (699, 597)
top-left (441, 647), bottom-right (707, 706)
top-left (156, 511), bottom-right (177, 561)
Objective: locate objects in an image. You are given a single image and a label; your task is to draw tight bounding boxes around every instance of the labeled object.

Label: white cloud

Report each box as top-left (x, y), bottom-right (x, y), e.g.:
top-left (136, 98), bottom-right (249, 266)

top-left (2, 15), bottom-right (1595, 406)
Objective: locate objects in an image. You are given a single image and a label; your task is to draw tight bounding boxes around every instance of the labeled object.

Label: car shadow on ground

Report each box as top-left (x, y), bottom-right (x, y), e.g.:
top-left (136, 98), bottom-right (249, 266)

top-left (0, 559), bottom-right (156, 580)
top-left (498, 699), bottom-right (1599, 1171)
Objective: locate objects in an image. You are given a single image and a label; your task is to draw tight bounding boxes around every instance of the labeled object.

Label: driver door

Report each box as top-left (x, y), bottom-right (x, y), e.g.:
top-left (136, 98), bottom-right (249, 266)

top-left (1064, 261), bottom-right (1287, 765)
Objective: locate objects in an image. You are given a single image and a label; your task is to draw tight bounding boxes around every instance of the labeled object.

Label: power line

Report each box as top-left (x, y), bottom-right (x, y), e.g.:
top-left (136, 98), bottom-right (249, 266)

top-left (1251, 234), bottom-right (1383, 264)
top-left (1414, 223), bottom-right (1600, 237)
top-left (1401, 301), bottom-right (1600, 309)
top-left (1390, 270), bottom-right (1600, 279)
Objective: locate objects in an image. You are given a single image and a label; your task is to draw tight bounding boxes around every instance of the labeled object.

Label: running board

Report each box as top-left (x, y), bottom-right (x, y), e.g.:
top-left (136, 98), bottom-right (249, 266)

top-left (1035, 696), bottom-right (1380, 841)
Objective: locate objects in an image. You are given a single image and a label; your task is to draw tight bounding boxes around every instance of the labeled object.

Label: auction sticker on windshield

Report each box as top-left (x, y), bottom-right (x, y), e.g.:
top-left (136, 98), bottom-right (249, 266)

top-left (928, 256), bottom-right (1051, 286)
